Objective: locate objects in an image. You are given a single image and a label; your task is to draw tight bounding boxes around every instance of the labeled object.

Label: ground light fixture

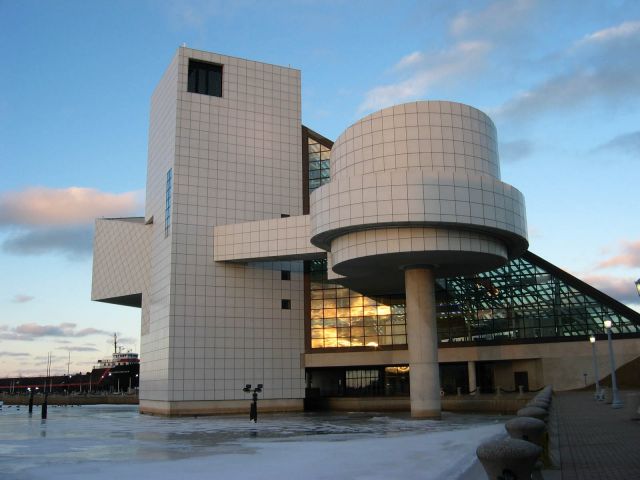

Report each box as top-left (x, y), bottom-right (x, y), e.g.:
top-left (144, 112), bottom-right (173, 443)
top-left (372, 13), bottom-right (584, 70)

top-left (242, 384), bottom-right (263, 422)
top-left (603, 320), bottom-right (623, 408)
top-left (589, 335), bottom-right (602, 401)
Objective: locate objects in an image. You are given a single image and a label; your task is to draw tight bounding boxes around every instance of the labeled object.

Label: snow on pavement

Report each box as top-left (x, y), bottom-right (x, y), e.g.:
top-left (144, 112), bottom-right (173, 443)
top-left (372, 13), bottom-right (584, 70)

top-left (0, 404), bottom-right (505, 480)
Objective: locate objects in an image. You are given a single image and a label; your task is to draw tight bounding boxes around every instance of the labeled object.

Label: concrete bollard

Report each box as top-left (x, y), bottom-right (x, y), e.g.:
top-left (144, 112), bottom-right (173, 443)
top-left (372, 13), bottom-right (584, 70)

top-left (496, 386), bottom-right (502, 397)
top-left (457, 387), bottom-right (462, 397)
top-left (517, 406), bottom-right (548, 422)
top-left (518, 385), bottom-right (524, 396)
top-left (477, 437), bottom-right (542, 480)
top-left (505, 417), bottom-right (546, 447)
top-left (526, 399), bottom-right (549, 410)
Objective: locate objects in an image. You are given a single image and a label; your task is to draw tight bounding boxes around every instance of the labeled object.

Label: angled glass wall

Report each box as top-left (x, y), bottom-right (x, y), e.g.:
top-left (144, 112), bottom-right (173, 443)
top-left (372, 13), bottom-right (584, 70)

top-left (307, 253), bottom-right (640, 350)
top-left (436, 252), bottom-right (640, 343)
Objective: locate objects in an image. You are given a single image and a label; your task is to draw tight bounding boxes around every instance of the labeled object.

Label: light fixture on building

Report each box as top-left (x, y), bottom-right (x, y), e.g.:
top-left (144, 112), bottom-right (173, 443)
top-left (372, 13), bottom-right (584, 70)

top-left (603, 319), bottom-right (623, 408)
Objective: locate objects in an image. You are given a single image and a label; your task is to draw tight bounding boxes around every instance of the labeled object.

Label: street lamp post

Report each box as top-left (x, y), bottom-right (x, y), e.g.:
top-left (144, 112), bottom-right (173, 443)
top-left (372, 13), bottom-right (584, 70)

top-left (242, 384), bottom-right (263, 423)
top-left (603, 319), bottom-right (623, 409)
top-left (589, 335), bottom-right (602, 401)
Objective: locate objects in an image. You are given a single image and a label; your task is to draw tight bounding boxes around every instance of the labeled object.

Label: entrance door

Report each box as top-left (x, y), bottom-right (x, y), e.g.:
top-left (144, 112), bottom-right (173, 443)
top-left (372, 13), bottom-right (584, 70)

top-left (514, 371), bottom-right (529, 392)
top-left (477, 362), bottom-right (495, 394)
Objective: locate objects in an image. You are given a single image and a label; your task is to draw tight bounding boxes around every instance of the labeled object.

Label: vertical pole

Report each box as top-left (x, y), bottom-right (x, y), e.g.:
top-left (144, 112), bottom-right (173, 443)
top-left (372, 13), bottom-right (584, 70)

top-left (591, 341), bottom-right (601, 400)
top-left (606, 328), bottom-right (623, 408)
top-left (405, 267), bottom-right (441, 418)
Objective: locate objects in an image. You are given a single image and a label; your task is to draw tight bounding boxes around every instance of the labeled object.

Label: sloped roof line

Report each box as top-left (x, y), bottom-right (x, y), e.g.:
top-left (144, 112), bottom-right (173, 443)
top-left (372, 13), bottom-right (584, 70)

top-left (523, 250), bottom-right (640, 326)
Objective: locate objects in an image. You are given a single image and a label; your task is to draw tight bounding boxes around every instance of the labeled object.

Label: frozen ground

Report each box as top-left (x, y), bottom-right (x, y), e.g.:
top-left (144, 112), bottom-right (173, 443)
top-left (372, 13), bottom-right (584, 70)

top-left (0, 404), bottom-right (504, 480)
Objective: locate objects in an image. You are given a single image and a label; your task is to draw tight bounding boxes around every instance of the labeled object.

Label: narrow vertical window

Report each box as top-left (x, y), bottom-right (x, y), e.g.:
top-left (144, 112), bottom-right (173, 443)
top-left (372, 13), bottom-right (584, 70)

top-left (164, 168), bottom-right (172, 238)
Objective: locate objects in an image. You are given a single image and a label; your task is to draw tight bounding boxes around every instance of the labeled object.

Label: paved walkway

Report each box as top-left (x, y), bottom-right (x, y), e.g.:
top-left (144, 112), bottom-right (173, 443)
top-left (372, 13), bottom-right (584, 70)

top-left (552, 390), bottom-right (640, 479)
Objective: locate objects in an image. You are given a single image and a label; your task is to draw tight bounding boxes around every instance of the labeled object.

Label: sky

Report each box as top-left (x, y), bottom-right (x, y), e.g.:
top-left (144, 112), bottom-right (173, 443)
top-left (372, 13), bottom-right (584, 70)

top-left (1, 0), bottom-right (639, 377)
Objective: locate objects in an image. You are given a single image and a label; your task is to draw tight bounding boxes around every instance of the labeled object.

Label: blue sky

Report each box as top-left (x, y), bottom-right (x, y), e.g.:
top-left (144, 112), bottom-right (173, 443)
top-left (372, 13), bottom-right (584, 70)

top-left (1, 0), bottom-right (639, 376)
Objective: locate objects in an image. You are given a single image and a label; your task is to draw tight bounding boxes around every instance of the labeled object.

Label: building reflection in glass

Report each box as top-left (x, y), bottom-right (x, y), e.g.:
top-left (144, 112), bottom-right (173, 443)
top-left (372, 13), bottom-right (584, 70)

top-left (309, 260), bottom-right (407, 349)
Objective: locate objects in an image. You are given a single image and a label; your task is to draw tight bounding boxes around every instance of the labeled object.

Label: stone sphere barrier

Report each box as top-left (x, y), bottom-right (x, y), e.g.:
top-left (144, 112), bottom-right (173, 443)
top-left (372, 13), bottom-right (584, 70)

top-left (477, 437), bottom-right (542, 480)
top-left (505, 416), bottom-right (546, 447)
top-left (526, 399), bottom-right (549, 410)
top-left (517, 406), bottom-right (548, 422)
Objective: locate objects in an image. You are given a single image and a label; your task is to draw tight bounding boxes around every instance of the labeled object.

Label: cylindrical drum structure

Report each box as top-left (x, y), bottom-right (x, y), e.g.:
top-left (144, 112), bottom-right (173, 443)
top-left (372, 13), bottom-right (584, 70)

top-left (309, 101), bottom-right (528, 417)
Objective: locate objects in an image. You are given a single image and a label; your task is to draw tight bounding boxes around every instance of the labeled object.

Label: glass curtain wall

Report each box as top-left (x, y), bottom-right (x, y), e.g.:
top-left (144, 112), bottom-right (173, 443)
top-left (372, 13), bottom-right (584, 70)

top-left (308, 136), bottom-right (331, 192)
top-left (437, 253), bottom-right (640, 343)
top-left (309, 260), bottom-right (407, 349)
top-left (309, 253), bottom-right (640, 350)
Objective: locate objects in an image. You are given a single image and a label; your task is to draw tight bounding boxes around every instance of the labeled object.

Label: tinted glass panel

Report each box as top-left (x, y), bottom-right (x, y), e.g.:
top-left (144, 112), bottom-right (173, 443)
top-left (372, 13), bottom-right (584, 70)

top-left (309, 259), bottom-right (406, 349)
top-left (188, 59), bottom-right (222, 97)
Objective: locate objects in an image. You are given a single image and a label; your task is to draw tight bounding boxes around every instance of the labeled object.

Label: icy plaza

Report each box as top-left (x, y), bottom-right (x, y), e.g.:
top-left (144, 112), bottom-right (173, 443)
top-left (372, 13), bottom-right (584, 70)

top-left (0, 405), bottom-right (504, 480)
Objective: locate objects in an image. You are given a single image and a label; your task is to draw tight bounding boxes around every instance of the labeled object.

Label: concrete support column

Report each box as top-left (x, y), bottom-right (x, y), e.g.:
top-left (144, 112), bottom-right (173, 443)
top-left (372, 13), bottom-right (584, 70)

top-left (405, 267), bottom-right (440, 418)
top-left (468, 360), bottom-right (477, 394)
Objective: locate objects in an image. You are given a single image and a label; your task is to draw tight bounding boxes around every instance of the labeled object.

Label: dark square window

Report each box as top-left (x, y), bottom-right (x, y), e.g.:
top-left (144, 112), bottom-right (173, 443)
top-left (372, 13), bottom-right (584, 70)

top-left (281, 214), bottom-right (290, 218)
top-left (281, 270), bottom-right (291, 281)
top-left (188, 59), bottom-right (222, 97)
top-left (281, 299), bottom-right (291, 310)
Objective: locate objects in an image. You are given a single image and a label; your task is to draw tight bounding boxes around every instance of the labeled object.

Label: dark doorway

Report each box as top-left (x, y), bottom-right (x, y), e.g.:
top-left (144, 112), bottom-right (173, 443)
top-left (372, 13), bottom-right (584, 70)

top-left (439, 363), bottom-right (469, 394)
top-left (477, 362), bottom-right (495, 393)
top-left (514, 371), bottom-right (529, 391)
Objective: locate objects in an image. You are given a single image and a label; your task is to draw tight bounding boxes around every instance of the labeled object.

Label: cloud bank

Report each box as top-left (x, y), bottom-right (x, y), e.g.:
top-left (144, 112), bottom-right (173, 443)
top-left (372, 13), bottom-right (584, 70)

top-left (596, 240), bottom-right (640, 269)
top-left (12, 294), bottom-right (35, 303)
top-left (0, 322), bottom-right (112, 341)
top-left (591, 130), bottom-right (640, 157)
top-left (0, 187), bottom-right (143, 259)
top-left (497, 19), bottom-right (640, 122)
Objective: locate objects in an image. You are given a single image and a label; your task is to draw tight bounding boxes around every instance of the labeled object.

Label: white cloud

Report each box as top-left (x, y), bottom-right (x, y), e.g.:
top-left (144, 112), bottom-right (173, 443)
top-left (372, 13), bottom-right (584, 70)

top-left (496, 19), bottom-right (640, 121)
top-left (0, 187), bottom-right (143, 227)
top-left (12, 294), bottom-right (35, 303)
top-left (1, 322), bottom-right (111, 341)
top-left (591, 130), bottom-right (640, 157)
top-left (500, 140), bottom-right (535, 162)
top-left (576, 20), bottom-right (640, 47)
top-left (358, 41), bottom-right (491, 113)
top-left (580, 273), bottom-right (639, 306)
top-left (0, 186), bottom-right (143, 258)
top-left (450, 0), bottom-right (537, 38)
top-left (393, 51), bottom-right (424, 71)
top-left (596, 240), bottom-right (640, 270)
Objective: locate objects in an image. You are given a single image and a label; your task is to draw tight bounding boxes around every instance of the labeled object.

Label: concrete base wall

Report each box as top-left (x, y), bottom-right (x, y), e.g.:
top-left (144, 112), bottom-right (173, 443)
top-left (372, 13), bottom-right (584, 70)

top-left (139, 398), bottom-right (304, 416)
top-left (307, 394), bottom-right (532, 414)
top-left (319, 397), bottom-right (409, 412)
top-left (306, 338), bottom-right (640, 392)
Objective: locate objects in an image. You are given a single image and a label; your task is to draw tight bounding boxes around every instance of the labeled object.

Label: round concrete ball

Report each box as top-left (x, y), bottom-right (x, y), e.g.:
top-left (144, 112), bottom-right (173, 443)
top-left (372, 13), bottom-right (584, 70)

top-left (505, 416), bottom-right (546, 446)
top-left (517, 406), bottom-right (548, 421)
top-left (476, 437), bottom-right (542, 480)
top-left (527, 399), bottom-right (550, 409)
top-left (534, 394), bottom-right (551, 401)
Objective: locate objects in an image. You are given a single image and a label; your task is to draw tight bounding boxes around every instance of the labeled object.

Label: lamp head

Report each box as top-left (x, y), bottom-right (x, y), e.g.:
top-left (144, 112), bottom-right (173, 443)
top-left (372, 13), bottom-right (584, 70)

top-left (242, 384), bottom-right (252, 393)
top-left (604, 319), bottom-right (612, 329)
top-left (589, 335), bottom-right (596, 343)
